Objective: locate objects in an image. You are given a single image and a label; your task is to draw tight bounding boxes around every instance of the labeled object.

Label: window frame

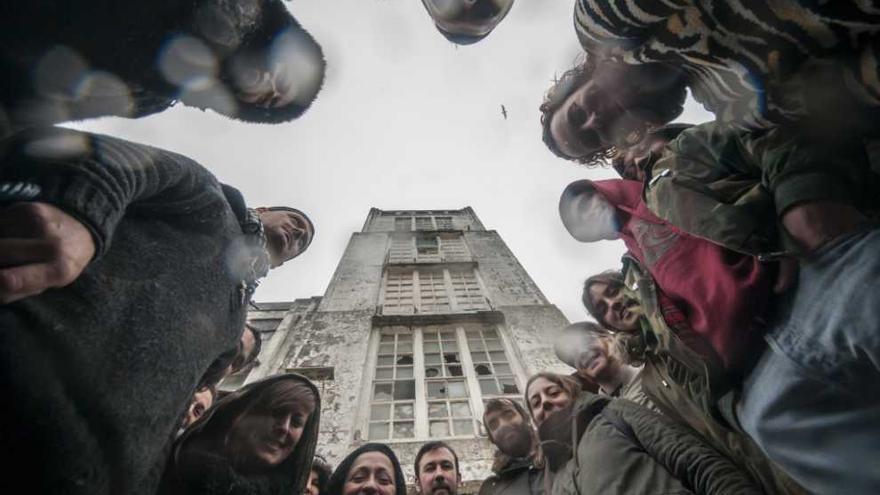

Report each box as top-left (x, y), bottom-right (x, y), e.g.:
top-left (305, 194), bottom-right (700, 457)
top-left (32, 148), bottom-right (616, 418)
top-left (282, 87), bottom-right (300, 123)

top-left (363, 324), bottom-right (525, 442)
top-left (379, 267), bottom-right (489, 315)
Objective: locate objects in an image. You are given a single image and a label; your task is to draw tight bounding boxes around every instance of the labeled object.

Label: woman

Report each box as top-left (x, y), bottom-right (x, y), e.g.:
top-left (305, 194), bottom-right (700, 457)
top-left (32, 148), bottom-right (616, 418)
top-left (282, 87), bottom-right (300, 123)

top-left (525, 372), bottom-right (761, 494)
top-left (325, 444), bottom-right (406, 495)
top-left (305, 455), bottom-right (332, 495)
top-left (160, 374), bottom-right (320, 495)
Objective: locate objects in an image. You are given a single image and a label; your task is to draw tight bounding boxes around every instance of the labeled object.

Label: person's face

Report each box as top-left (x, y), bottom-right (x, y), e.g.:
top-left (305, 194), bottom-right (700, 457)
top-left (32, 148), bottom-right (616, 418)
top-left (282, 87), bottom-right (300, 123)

top-left (549, 74), bottom-right (651, 161)
top-left (226, 399), bottom-right (313, 473)
top-left (559, 184), bottom-right (619, 242)
top-left (344, 452), bottom-right (397, 495)
top-left (183, 387), bottom-right (214, 428)
top-left (527, 377), bottom-right (572, 426)
top-left (421, 0), bottom-right (515, 37)
top-left (305, 468), bottom-right (321, 495)
top-left (485, 406), bottom-right (532, 458)
top-left (587, 282), bottom-right (640, 332)
top-left (258, 209), bottom-right (313, 267)
top-left (575, 338), bottom-right (610, 381)
top-left (417, 448), bottom-right (460, 495)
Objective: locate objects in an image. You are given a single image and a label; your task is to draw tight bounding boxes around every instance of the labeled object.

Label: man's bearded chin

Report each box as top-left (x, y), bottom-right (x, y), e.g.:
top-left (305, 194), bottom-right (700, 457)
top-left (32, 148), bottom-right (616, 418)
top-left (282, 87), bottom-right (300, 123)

top-left (496, 424), bottom-right (532, 458)
top-left (429, 478), bottom-right (456, 495)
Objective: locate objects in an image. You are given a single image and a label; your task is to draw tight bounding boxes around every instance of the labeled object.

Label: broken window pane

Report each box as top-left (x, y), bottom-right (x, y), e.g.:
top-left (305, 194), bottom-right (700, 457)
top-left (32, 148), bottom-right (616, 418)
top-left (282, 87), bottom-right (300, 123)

top-left (394, 380), bottom-right (415, 400)
top-left (444, 353), bottom-right (460, 364)
top-left (427, 382), bottom-right (444, 399)
top-left (500, 378), bottom-right (519, 394)
top-left (374, 383), bottom-right (392, 401)
top-left (447, 365), bottom-right (462, 376)
top-left (474, 364), bottom-right (492, 376)
top-left (393, 422), bottom-right (414, 438)
top-left (394, 403), bottom-right (414, 419)
top-left (396, 355), bottom-right (413, 365)
top-left (425, 367), bottom-right (440, 378)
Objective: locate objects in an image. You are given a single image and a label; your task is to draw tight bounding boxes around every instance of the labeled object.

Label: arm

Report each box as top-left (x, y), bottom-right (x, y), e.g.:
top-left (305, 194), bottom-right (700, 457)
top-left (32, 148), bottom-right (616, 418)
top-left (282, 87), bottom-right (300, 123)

top-left (611, 400), bottom-right (762, 495)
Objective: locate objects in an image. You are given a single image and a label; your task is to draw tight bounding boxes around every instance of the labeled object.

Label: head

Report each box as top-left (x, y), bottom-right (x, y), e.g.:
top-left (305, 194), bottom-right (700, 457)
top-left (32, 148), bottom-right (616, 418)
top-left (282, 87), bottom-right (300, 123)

top-left (559, 180), bottom-right (620, 242)
top-left (326, 443), bottom-right (406, 495)
top-left (422, 0), bottom-right (515, 44)
top-left (224, 378), bottom-right (317, 474)
top-left (483, 399), bottom-right (533, 458)
top-left (182, 385), bottom-right (216, 429)
top-left (540, 58), bottom-right (686, 165)
top-left (582, 271), bottom-right (641, 332)
top-left (415, 442), bottom-right (461, 495)
top-left (186, 0), bottom-right (327, 123)
top-left (256, 206), bottom-right (315, 268)
top-left (305, 455), bottom-right (333, 495)
top-left (228, 324), bottom-right (263, 375)
top-left (554, 323), bottom-right (618, 382)
top-left (525, 373), bottom-right (580, 426)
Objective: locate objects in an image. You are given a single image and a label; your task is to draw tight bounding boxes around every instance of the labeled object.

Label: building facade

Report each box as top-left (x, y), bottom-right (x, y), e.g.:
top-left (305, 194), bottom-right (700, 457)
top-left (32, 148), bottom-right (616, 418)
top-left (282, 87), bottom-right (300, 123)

top-left (227, 207), bottom-right (570, 490)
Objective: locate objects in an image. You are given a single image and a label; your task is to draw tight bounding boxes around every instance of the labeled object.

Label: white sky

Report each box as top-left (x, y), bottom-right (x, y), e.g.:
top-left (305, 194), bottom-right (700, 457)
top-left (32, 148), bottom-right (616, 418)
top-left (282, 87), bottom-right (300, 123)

top-left (72, 0), bottom-right (713, 323)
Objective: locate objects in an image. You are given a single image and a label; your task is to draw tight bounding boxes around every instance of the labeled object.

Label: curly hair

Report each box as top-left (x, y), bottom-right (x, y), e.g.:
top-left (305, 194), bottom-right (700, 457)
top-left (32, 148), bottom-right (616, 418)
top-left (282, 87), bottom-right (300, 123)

top-left (540, 55), bottom-right (618, 167)
top-left (541, 58), bottom-right (688, 167)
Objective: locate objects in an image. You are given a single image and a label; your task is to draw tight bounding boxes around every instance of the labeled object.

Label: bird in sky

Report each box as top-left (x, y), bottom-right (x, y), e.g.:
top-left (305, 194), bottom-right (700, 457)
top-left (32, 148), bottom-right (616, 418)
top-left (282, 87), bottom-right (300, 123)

top-left (501, 104), bottom-right (507, 119)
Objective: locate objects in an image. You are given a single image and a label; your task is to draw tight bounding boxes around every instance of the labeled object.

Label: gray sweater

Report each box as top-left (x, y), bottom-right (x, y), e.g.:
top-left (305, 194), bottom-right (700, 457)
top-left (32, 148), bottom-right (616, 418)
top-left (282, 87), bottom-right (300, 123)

top-left (0, 126), bottom-right (259, 495)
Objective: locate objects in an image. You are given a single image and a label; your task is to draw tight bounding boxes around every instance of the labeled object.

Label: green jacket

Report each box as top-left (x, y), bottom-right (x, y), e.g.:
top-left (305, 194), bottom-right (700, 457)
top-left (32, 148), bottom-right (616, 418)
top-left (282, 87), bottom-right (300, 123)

top-left (542, 392), bottom-right (760, 495)
top-left (620, 256), bottom-right (805, 495)
top-left (644, 122), bottom-right (879, 256)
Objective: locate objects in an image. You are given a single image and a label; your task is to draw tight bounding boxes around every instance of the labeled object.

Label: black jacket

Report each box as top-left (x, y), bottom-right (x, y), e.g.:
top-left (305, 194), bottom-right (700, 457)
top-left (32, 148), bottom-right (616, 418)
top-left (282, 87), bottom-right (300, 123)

top-left (479, 457), bottom-right (544, 495)
top-left (0, 126), bottom-right (262, 495)
top-left (160, 374), bottom-right (321, 495)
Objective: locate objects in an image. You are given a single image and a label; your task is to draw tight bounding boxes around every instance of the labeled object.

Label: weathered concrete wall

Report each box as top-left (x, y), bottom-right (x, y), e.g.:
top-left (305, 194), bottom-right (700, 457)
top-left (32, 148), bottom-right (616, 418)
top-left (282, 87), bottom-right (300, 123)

top-left (465, 231), bottom-right (548, 307)
top-left (319, 233), bottom-right (387, 312)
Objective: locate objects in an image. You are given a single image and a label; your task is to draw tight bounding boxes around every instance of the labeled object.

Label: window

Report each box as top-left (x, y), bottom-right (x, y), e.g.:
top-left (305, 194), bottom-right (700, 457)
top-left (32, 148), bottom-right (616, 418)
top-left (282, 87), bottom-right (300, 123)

top-left (415, 216), bottom-right (433, 230)
top-left (394, 217), bottom-right (411, 231)
top-left (367, 325), bottom-right (521, 441)
top-left (380, 267), bottom-right (488, 315)
top-left (434, 216), bottom-right (453, 230)
top-left (388, 233), bottom-right (470, 264)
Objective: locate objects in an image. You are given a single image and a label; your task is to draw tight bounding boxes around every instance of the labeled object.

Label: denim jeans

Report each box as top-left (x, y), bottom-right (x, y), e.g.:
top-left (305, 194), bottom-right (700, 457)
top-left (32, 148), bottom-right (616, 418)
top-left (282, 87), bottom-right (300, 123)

top-left (738, 226), bottom-right (880, 494)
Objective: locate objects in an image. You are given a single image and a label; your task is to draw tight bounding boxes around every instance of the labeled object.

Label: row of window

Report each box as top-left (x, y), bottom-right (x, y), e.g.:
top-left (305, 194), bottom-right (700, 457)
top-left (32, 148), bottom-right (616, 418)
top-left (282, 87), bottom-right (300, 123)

top-left (393, 215), bottom-right (454, 231)
top-left (388, 233), bottom-right (470, 264)
top-left (368, 324), bottom-right (522, 441)
top-left (381, 268), bottom-right (488, 315)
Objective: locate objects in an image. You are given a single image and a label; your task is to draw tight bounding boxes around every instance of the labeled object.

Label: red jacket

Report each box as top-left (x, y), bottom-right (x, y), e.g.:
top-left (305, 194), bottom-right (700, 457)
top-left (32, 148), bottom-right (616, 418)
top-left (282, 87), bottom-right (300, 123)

top-left (591, 179), bottom-right (771, 370)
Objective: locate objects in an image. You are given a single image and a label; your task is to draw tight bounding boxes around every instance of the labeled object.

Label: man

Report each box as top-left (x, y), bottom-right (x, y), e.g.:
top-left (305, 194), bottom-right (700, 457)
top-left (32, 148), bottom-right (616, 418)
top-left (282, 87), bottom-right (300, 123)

top-left (421, 0), bottom-right (515, 45)
top-left (0, 125), bottom-right (314, 494)
top-left (478, 399), bottom-right (543, 495)
top-left (414, 441), bottom-right (461, 495)
top-left (179, 385), bottom-right (216, 431)
top-left (0, 0), bottom-right (326, 133)
top-left (554, 322), bottom-right (656, 412)
top-left (572, 0), bottom-right (880, 135)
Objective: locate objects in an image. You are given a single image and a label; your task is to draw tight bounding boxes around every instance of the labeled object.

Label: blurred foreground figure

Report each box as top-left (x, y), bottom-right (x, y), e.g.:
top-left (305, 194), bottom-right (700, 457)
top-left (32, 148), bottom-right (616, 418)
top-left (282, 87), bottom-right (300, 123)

top-left (0, 126), bottom-right (313, 494)
top-left (479, 399), bottom-right (544, 495)
top-left (573, 0), bottom-right (880, 136)
top-left (305, 455), bottom-right (332, 495)
top-left (526, 373), bottom-right (761, 494)
top-left (160, 374), bottom-right (319, 495)
top-left (325, 443), bottom-right (407, 495)
top-left (0, 0), bottom-right (326, 133)
top-left (421, 0), bottom-right (514, 44)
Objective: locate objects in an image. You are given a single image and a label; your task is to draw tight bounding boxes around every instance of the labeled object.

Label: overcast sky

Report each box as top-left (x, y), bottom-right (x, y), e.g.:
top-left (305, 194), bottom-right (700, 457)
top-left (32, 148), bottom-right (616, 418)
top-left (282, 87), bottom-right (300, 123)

top-left (73, 0), bottom-right (713, 323)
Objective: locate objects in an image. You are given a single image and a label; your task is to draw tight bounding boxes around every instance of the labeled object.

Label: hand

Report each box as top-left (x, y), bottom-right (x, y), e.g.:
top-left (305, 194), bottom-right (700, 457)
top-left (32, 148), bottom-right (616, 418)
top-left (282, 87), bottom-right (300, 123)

top-left (781, 201), bottom-right (867, 254)
top-left (0, 202), bottom-right (95, 303)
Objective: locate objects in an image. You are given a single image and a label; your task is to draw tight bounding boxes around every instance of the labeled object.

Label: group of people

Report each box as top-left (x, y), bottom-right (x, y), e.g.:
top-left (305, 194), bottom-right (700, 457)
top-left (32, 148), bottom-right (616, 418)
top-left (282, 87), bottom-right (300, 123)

top-left (1, 0), bottom-right (878, 494)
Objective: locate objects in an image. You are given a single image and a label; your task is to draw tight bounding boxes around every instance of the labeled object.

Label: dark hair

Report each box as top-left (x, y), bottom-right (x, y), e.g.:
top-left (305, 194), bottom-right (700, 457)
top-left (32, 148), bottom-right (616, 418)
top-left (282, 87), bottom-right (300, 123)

top-left (325, 443), bottom-right (406, 495)
top-left (230, 323), bottom-right (263, 374)
top-left (414, 441), bottom-right (460, 478)
top-left (310, 454), bottom-right (333, 495)
top-left (482, 399), bottom-right (530, 442)
top-left (266, 206), bottom-right (315, 252)
top-left (581, 271), bottom-right (625, 328)
top-left (524, 372), bottom-right (581, 422)
top-left (540, 58), bottom-right (687, 167)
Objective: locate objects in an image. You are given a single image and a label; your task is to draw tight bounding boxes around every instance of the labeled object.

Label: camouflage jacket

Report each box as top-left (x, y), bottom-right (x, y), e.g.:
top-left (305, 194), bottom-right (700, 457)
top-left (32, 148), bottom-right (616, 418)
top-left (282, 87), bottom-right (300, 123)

top-left (644, 121), bottom-right (879, 258)
top-left (620, 255), bottom-right (805, 495)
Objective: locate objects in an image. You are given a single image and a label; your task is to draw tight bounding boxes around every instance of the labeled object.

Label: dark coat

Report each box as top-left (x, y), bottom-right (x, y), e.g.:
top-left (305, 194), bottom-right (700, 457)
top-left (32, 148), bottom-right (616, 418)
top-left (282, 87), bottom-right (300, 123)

top-left (325, 444), bottom-right (407, 495)
top-left (539, 393), bottom-right (761, 495)
top-left (0, 126), bottom-right (262, 495)
top-left (479, 457), bottom-right (544, 495)
top-left (159, 374), bottom-right (321, 495)
top-left (0, 0), bottom-right (324, 132)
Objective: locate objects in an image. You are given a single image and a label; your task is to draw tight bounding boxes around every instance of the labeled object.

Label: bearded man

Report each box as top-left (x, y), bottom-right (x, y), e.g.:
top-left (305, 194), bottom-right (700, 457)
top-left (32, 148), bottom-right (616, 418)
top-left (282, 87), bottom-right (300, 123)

top-left (478, 399), bottom-right (544, 495)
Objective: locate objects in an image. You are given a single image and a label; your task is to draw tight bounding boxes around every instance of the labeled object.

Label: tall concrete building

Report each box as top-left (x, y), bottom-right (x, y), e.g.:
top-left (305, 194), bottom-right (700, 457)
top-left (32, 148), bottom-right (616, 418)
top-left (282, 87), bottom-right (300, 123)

top-left (226, 207), bottom-right (569, 491)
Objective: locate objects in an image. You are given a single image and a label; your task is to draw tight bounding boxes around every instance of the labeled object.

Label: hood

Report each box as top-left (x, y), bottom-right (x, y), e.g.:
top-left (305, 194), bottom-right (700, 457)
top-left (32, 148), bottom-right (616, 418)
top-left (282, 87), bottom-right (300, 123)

top-left (325, 443), bottom-right (407, 495)
top-left (588, 178), bottom-right (663, 226)
top-left (537, 392), bottom-right (610, 472)
top-left (164, 373), bottom-right (321, 495)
